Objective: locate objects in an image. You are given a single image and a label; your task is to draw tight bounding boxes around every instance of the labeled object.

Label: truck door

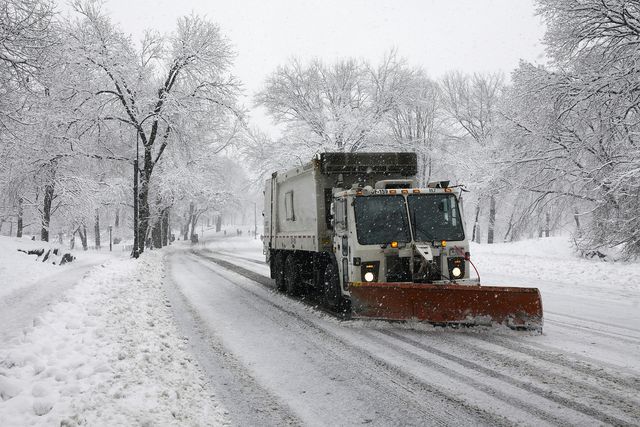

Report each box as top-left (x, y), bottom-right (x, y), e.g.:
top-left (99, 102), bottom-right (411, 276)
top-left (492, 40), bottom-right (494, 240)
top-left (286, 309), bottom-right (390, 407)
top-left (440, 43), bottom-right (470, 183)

top-left (334, 197), bottom-right (349, 291)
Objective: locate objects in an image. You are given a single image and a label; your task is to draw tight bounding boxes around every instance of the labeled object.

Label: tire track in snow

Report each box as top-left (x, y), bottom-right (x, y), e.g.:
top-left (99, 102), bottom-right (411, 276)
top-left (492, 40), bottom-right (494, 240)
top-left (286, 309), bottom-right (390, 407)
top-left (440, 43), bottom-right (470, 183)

top-left (545, 311), bottom-right (640, 334)
top-left (545, 318), bottom-right (640, 345)
top-left (465, 333), bottom-right (640, 391)
top-left (382, 331), bottom-right (634, 426)
top-left (394, 330), bottom-right (640, 422)
top-left (190, 251), bottom-right (511, 427)
top-left (192, 261), bottom-right (442, 425)
top-left (194, 249), bottom-right (639, 426)
top-left (359, 330), bottom-right (570, 426)
top-left (165, 255), bottom-right (302, 427)
top-left (379, 330), bottom-right (635, 426)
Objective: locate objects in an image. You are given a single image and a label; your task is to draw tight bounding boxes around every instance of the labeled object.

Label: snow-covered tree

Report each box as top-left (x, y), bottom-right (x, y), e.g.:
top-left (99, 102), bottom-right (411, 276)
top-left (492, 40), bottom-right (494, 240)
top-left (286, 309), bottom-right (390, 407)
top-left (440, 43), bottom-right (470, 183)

top-left (504, 0), bottom-right (640, 257)
top-left (255, 51), bottom-right (409, 156)
top-left (67, 1), bottom-right (241, 254)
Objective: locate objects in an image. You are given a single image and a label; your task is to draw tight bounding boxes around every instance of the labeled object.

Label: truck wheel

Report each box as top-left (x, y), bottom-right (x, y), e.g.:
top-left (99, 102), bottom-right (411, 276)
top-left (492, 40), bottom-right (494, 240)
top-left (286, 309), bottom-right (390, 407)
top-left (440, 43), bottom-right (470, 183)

top-left (284, 253), bottom-right (301, 296)
top-left (274, 253), bottom-right (286, 291)
top-left (323, 261), bottom-right (342, 311)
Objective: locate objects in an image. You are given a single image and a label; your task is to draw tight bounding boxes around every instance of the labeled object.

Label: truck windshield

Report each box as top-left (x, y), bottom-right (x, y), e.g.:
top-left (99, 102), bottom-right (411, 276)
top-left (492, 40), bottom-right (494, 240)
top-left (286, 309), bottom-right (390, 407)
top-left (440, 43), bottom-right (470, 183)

top-left (407, 194), bottom-right (465, 242)
top-left (354, 196), bottom-right (411, 245)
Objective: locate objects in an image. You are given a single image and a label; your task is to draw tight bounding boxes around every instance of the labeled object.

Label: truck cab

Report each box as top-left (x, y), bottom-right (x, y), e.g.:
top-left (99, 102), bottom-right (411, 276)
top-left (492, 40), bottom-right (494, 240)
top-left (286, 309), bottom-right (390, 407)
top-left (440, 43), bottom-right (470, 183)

top-left (331, 182), bottom-right (476, 303)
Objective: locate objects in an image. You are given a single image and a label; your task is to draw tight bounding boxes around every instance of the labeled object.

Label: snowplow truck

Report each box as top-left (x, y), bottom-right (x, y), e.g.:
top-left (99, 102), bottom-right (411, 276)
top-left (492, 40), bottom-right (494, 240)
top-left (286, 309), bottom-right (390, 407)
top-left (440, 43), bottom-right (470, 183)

top-left (263, 152), bottom-right (543, 330)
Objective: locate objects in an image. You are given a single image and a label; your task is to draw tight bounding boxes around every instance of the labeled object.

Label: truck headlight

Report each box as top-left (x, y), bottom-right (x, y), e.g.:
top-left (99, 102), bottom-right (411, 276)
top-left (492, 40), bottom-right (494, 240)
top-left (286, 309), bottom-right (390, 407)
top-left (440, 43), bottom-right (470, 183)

top-left (447, 257), bottom-right (465, 280)
top-left (361, 261), bottom-right (379, 282)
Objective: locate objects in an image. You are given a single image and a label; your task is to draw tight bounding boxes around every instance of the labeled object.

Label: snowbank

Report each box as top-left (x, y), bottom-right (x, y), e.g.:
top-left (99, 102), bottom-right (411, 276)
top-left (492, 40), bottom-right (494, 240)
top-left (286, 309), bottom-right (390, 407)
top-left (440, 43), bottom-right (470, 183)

top-left (0, 250), bottom-right (228, 426)
top-left (471, 236), bottom-right (640, 300)
top-left (0, 236), bottom-right (113, 300)
top-left (0, 237), bottom-right (68, 299)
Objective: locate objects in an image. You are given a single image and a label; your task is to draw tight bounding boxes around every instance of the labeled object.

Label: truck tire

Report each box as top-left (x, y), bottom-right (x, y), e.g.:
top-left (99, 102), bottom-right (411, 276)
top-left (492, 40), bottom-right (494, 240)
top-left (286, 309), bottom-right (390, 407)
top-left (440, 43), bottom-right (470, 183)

top-left (284, 253), bottom-right (301, 295)
top-left (274, 253), bottom-right (286, 291)
top-left (323, 261), bottom-right (342, 311)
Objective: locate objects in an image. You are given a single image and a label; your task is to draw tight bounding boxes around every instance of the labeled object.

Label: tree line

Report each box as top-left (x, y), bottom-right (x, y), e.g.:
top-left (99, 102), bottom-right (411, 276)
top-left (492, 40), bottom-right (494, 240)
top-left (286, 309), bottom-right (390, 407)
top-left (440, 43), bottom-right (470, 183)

top-left (246, 0), bottom-right (640, 259)
top-left (2, 0), bottom-right (638, 259)
top-left (0, 0), bottom-right (245, 254)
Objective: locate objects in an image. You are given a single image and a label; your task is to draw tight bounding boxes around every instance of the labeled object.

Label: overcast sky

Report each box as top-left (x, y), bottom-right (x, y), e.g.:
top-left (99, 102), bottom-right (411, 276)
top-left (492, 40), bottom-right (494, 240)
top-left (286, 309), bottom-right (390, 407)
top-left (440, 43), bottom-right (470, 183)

top-left (100, 0), bottom-right (547, 132)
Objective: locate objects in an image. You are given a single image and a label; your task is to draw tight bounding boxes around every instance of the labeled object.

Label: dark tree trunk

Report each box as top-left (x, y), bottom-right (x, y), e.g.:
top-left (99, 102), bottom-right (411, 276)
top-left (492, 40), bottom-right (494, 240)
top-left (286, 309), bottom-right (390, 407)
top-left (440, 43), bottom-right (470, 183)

top-left (94, 209), bottom-right (101, 249)
top-left (215, 215), bottom-right (222, 232)
top-left (545, 212), bottom-right (550, 238)
top-left (115, 207), bottom-right (120, 227)
top-left (138, 149), bottom-right (154, 255)
top-left (16, 197), bottom-right (23, 238)
top-left (70, 230), bottom-right (75, 250)
top-left (487, 195), bottom-right (496, 244)
top-left (77, 225), bottom-right (88, 251)
top-left (152, 219), bottom-right (162, 249)
top-left (191, 213), bottom-right (199, 240)
top-left (574, 208), bottom-right (581, 230)
top-left (41, 182), bottom-right (55, 242)
top-left (472, 204), bottom-right (481, 243)
top-left (503, 209), bottom-right (515, 243)
top-left (162, 208), bottom-right (169, 246)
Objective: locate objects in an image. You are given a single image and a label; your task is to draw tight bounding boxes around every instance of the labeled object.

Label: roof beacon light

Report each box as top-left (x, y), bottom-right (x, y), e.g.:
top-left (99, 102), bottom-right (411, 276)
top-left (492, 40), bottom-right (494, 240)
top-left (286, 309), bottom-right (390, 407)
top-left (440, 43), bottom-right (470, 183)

top-left (391, 241), bottom-right (399, 248)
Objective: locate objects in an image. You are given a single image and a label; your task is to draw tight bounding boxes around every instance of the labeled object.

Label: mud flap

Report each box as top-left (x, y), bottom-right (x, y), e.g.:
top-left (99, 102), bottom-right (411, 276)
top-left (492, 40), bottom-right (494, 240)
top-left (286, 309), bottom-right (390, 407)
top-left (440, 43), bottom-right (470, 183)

top-left (349, 282), bottom-right (543, 331)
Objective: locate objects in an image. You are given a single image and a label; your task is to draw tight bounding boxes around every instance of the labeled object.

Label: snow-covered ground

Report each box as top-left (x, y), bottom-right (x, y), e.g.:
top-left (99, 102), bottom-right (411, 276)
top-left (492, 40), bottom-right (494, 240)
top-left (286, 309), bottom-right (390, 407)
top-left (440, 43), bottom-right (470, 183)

top-left (0, 236), bottom-right (227, 426)
top-left (2, 232), bottom-right (639, 425)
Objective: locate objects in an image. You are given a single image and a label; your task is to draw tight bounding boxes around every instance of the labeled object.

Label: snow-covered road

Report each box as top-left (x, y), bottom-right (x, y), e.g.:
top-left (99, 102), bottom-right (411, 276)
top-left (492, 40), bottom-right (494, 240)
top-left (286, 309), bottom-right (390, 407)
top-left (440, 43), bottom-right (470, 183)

top-left (166, 240), bottom-right (640, 426)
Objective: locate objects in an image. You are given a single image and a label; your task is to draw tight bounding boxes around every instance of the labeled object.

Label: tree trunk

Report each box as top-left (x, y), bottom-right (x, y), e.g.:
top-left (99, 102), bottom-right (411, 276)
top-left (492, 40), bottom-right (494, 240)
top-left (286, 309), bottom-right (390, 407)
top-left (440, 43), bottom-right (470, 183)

top-left (487, 195), bottom-right (496, 244)
top-left (545, 212), bottom-right (550, 238)
top-left (162, 208), bottom-right (169, 246)
top-left (138, 149), bottom-right (154, 255)
top-left (77, 225), bottom-right (88, 251)
top-left (94, 209), bottom-right (101, 249)
top-left (573, 208), bottom-right (581, 231)
top-left (152, 219), bottom-right (162, 249)
top-left (215, 215), bottom-right (222, 232)
top-left (472, 203), bottom-right (481, 243)
top-left (186, 202), bottom-right (195, 240)
top-left (503, 209), bottom-right (515, 243)
top-left (191, 212), bottom-right (199, 240)
top-left (41, 182), bottom-right (55, 242)
top-left (115, 207), bottom-right (120, 227)
top-left (16, 197), bottom-right (23, 238)
top-left (70, 230), bottom-right (75, 250)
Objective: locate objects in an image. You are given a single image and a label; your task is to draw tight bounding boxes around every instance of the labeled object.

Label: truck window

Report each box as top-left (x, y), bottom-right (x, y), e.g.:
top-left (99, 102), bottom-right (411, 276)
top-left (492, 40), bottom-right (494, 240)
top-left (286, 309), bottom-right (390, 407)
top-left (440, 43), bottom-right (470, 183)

top-left (407, 194), bottom-right (465, 241)
top-left (354, 196), bottom-right (410, 245)
top-left (335, 198), bottom-right (347, 229)
top-left (285, 191), bottom-right (295, 221)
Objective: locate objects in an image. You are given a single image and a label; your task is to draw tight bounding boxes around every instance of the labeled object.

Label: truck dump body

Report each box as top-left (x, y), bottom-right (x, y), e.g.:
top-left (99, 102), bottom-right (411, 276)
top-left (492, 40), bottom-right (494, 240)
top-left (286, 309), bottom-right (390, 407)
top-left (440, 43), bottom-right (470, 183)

top-left (350, 281), bottom-right (543, 330)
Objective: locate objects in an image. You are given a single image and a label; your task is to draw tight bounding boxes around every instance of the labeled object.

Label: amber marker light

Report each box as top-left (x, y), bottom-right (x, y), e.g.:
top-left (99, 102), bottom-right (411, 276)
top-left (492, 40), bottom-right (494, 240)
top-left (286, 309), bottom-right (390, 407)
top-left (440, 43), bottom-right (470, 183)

top-left (389, 189), bottom-right (397, 195)
top-left (391, 241), bottom-right (399, 248)
top-left (441, 240), bottom-right (447, 247)
top-left (401, 189), bottom-right (409, 194)
top-left (412, 189), bottom-right (420, 193)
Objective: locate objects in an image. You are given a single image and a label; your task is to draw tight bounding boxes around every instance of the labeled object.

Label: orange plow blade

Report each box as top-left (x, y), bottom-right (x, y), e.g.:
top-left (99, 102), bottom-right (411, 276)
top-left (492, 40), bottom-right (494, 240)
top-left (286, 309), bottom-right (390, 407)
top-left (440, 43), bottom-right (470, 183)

top-left (349, 282), bottom-right (543, 331)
